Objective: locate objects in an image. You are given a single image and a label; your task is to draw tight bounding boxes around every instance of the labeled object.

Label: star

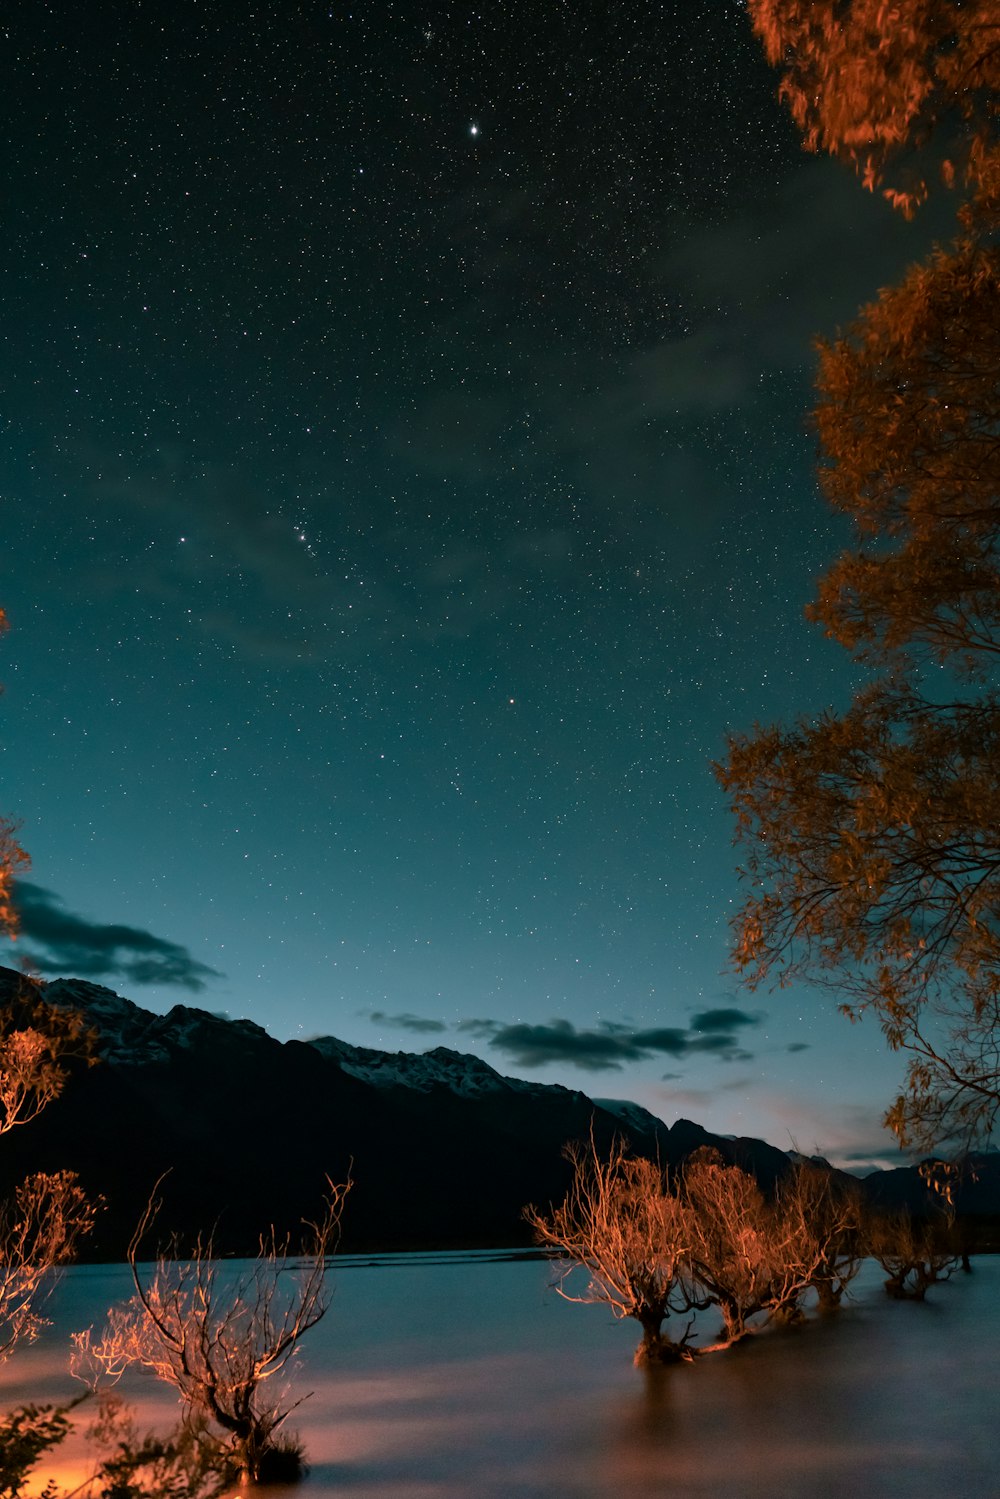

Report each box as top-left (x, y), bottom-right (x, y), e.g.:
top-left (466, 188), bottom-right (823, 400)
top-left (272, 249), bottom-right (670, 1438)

top-left (469, 123), bottom-right (479, 137)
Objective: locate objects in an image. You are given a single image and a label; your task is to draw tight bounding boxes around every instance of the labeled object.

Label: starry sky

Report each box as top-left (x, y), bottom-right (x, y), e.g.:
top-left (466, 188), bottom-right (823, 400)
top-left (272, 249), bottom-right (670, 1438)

top-left (0, 1), bottom-right (953, 1168)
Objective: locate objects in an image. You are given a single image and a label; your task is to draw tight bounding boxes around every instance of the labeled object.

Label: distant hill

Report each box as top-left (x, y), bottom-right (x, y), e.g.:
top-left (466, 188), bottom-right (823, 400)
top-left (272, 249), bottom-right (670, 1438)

top-left (0, 966), bottom-right (996, 1257)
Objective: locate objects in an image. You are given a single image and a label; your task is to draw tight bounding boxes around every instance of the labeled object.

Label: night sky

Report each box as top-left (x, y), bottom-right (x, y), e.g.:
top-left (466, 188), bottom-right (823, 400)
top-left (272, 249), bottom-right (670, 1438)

top-left (1, 1), bottom-right (951, 1167)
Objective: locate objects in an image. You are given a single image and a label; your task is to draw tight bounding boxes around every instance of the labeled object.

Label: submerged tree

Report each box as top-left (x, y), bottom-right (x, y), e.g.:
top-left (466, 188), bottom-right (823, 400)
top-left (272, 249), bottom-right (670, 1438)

top-left (526, 1136), bottom-right (699, 1366)
top-left (529, 1140), bottom-right (866, 1365)
top-left (775, 1161), bottom-right (865, 1312)
top-left (680, 1149), bottom-right (796, 1343)
top-left (75, 1175), bottom-right (352, 1486)
top-left (866, 1205), bottom-right (961, 1300)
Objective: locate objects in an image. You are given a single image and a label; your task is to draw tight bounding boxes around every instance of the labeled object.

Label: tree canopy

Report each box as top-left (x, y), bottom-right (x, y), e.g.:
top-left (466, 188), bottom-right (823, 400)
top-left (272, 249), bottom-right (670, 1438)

top-left (748, 0), bottom-right (1000, 218)
top-left (722, 3), bottom-right (1000, 1154)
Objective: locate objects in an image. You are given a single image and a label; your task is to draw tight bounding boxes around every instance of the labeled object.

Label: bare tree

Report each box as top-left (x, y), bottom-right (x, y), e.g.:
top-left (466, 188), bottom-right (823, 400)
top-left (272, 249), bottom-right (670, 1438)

top-left (525, 1135), bottom-right (699, 1366)
top-left (0, 612), bottom-right (99, 1365)
top-left (680, 1150), bottom-right (792, 1344)
top-left (0, 977), bottom-right (98, 1362)
top-left (74, 1175), bottom-right (352, 1486)
top-left (866, 1206), bottom-right (961, 1301)
top-left (774, 1162), bottom-right (866, 1313)
top-left (0, 986), bottom-right (96, 1138)
top-left (0, 1170), bottom-right (97, 1361)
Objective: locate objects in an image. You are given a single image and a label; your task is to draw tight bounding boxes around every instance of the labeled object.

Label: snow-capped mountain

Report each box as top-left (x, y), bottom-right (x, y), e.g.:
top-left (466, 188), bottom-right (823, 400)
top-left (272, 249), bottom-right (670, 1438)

top-left (3, 965), bottom-right (991, 1257)
top-left (42, 975), bottom-right (270, 1067)
top-left (307, 1035), bottom-right (570, 1099)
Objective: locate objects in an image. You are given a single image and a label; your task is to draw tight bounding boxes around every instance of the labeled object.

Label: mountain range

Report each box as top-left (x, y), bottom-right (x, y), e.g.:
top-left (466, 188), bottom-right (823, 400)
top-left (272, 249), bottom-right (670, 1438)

top-left (0, 966), bottom-right (996, 1258)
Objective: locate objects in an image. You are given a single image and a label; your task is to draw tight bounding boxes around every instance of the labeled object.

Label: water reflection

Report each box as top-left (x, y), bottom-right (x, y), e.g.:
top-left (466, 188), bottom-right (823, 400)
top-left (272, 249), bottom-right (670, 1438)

top-left (2, 1255), bottom-right (995, 1497)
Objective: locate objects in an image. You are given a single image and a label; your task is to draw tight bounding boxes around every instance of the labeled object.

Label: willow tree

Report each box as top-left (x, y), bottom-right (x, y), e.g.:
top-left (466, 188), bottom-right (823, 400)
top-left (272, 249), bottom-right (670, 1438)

top-left (526, 1136), bottom-right (699, 1366)
top-left (720, 5), bottom-right (1000, 1154)
top-left (76, 1175), bottom-right (352, 1486)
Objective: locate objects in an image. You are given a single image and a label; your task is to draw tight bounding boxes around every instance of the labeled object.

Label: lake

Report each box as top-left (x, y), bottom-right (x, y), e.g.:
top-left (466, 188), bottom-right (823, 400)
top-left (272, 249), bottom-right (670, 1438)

top-left (2, 1250), bottom-right (996, 1497)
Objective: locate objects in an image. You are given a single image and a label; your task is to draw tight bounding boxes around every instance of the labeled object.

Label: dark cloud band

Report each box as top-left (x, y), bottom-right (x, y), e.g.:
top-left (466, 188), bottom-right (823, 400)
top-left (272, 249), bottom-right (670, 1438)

top-left (369, 1010), bottom-right (447, 1035)
top-left (11, 881), bottom-right (221, 991)
top-left (484, 1010), bottom-right (762, 1072)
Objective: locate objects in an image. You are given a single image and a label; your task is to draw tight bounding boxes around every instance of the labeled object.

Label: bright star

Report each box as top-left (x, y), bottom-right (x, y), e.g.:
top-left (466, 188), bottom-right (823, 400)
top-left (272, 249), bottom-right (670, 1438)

top-left (469, 123), bottom-right (479, 137)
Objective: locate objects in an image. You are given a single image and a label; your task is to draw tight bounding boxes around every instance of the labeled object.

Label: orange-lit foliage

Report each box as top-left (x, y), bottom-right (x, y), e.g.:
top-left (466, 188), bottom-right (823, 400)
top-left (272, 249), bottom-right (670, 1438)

top-left (810, 242), bottom-right (1000, 670)
top-left (0, 1170), bottom-right (97, 1361)
top-left (720, 685), bottom-right (1000, 1151)
top-left (0, 990), bottom-right (98, 1361)
top-left (0, 983), bottom-right (96, 1137)
top-left (721, 3), bottom-right (1000, 1155)
top-left (775, 1159), bottom-right (865, 1311)
top-left (680, 1150), bottom-right (781, 1344)
top-left (748, 0), bottom-right (1000, 219)
top-left (0, 610), bottom-right (99, 1364)
top-left (0, 817), bottom-right (27, 944)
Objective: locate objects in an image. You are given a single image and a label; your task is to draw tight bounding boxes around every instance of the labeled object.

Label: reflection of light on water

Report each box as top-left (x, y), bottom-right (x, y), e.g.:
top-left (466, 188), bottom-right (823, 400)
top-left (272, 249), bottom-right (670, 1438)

top-left (2, 1256), bottom-right (997, 1498)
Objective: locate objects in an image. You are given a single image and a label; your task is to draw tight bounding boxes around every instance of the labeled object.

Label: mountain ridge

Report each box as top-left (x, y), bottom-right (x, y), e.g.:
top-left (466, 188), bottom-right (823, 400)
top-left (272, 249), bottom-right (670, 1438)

top-left (0, 966), bottom-right (996, 1256)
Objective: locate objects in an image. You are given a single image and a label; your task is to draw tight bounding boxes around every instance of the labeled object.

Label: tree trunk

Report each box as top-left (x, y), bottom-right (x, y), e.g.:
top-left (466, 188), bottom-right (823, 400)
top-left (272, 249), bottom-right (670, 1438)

top-left (633, 1312), bottom-right (692, 1367)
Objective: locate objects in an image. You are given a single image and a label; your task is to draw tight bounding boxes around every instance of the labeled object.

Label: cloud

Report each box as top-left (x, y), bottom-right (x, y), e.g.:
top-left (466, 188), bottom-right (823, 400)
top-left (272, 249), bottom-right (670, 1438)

top-left (486, 1013), bottom-right (763, 1073)
top-left (10, 881), bottom-right (221, 991)
top-left (690, 1007), bottom-right (760, 1033)
top-left (369, 1010), bottom-right (447, 1035)
top-left (455, 1017), bottom-right (502, 1039)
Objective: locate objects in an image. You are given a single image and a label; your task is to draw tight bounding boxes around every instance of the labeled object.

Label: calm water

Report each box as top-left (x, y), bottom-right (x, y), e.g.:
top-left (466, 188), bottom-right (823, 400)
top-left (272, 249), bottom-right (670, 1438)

top-left (3, 1251), bottom-right (997, 1498)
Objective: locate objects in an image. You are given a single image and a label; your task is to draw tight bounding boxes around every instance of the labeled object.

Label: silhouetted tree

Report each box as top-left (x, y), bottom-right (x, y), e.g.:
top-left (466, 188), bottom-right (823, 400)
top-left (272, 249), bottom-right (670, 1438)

top-left (526, 1136), bottom-right (699, 1366)
top-left (75, 1175), bottom-right (351, 1486)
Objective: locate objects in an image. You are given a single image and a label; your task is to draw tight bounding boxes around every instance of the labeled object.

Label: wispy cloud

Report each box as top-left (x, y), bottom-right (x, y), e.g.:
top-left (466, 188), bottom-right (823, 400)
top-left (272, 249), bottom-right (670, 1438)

top-left (11, 881), bottom-right (221, 991)
top-left (369, 1010), bottom-right (447, 1035)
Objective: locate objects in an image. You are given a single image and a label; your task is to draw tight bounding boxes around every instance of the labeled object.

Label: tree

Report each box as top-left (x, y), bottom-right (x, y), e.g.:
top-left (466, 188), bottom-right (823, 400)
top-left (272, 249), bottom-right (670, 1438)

top-left (75, 1175), bottom-right (352, 1486)
top-left (0, 1171), bottom-right (97, 1362)
top-left (720, 684), bottom-right (1000, 1152)
top-left (721, 8), bottom-right (1000, 1155)
top-left (0, 981), bottom-right (97, 1138)
top-left (680, 1149), bottom-right (801, 1343)
top-left (747, 0), bottom-right (1000, 219)
top-left (0, 978), bottom-right (98, 1361)
top-left (525, 1135), bottom-right (699, 1366)
top-left (0, 610), bottom-right (99, 1360)
top-left (865, 1204), bottom-right (961, 1300)
top-left (775, 1160), bottom-right (865, 1311)
top-left (0, 819), bottom-right (28, 946)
